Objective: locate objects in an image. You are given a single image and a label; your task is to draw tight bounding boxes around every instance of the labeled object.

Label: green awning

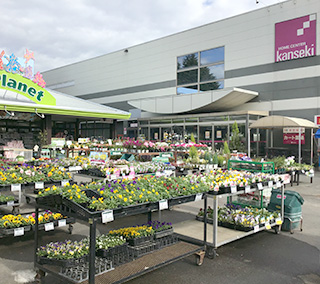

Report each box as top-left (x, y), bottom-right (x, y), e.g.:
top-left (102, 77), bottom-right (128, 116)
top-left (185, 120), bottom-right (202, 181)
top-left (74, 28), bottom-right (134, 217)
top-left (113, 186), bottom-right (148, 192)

top-left (0, 70), bottom-right (130, 119)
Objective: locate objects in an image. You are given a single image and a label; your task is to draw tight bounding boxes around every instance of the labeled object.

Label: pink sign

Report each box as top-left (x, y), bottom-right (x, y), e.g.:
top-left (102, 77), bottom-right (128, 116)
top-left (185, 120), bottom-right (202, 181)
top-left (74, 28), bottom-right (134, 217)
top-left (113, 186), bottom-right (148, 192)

top-left (275, 14), bottom-right (316, 62)
top-left (283, 133), bottom-right (305, 145)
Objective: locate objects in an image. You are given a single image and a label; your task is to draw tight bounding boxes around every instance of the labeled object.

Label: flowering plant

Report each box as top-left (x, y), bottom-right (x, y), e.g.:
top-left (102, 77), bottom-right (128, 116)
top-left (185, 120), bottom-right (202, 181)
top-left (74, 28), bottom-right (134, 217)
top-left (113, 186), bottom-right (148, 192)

top-left (143, 220), bottom-right (172, 232)
top-left (37, 239), bottom-right (89, 260)
top-left (108, 226), bottom-right (154, 240)
top-left (96, 235), bottom-right (126, 250)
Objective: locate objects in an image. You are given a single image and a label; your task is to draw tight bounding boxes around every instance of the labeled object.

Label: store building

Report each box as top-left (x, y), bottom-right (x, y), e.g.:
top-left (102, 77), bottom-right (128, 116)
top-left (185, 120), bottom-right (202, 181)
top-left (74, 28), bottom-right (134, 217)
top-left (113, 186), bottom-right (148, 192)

top-left (43, 0), bottom-right (320, 159)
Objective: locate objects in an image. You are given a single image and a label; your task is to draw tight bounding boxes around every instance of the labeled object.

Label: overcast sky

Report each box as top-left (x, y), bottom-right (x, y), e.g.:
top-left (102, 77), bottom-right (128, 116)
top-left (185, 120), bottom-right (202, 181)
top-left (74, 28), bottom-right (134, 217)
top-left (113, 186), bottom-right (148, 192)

top-left (2, 0), bottom-right (285, 73)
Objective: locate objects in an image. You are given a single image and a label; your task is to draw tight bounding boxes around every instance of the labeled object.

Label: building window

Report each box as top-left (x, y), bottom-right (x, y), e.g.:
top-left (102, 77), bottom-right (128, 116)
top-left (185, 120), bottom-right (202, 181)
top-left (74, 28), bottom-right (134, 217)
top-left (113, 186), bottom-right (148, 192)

top-left (177, 46), bottom-right (224, 95)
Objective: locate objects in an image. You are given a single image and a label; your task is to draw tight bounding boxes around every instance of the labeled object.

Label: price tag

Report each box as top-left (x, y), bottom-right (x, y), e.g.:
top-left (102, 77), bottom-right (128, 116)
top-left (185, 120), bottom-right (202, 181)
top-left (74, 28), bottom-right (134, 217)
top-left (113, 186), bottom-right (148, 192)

top-left (59, 167), bottom-right (64, 170)
top-left (276, 182), bottom-right (281, 188)
top-left (44, 222), bottom-right (55, 231)
top-left (75, 166), bottom-right (82, 171)
top-left (69, 166), bottom-right (77, 171)
top-left (11, 184), bottom-right (21, 192)
top-left (14, 227), bottom-right (24, 237)
top-left (265, 222), bottom-right (271, 230)
top-left (231, 186), bottom-right (237, 194)
top-left (156, 171), bottom-right (161, 177)
top-left (268, 181), bottom-right (273, 188)
top-left (58, 219), bottom-right (67, 227)
top-left (102, 210), bottom-right (114, 223)
top-left (245, 186), bottom-right (251, 193)
top-left (195, 193), bottom-right (203, 202)
top-left (7, 201), bottom-right (15, 206)
top-left (292, 171), bottom-right (295, 176)
top-left (257, 183), bottom-right (263, 190)
top-left (159, 199), bottom-right (168, 210)
top-left (254, 225), bottom-right (259, 233)
top-left (35, 182), bottom-right (44, 189)
top-left (260, 217), bottom-right (265, 224)
top-left (276, 218), bottom-right (282, 225)
top-left (164, 170), bottom-right (173, 176)
top-left (61, 180), bottom-right (69, 187)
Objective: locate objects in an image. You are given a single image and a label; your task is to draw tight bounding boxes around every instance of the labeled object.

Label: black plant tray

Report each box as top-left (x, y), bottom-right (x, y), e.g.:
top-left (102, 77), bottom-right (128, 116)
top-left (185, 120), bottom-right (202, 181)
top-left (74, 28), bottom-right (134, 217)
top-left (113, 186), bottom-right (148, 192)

top-left (169, 194), bottom-right (196, 206)
top-left (154, 228), bottom-right (174, 239)
top-left (36, 194), bottom-right (62, 207)
top-left (96, 243), bottom-right (128, 258)
top-left (128, 235), bottom-right (154, 246)
top-left (37, 254), bottom-right (88, 267)
top-left (0, 199), bottom-right (18, 206)
top-left (155, 234), bottom-right (179, 249)
top-left (128, 241), bottom-right (158, 259)
top-left (0, 225), bottom-right (32, 236)
top-left (35, 217), bottom-right (75, 231)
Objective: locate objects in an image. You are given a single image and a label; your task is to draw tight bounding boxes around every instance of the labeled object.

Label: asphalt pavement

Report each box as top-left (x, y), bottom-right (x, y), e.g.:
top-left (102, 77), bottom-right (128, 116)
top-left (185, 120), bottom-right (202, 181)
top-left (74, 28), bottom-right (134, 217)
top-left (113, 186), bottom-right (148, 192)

top-left (0, 172), bottom-right (319, 284)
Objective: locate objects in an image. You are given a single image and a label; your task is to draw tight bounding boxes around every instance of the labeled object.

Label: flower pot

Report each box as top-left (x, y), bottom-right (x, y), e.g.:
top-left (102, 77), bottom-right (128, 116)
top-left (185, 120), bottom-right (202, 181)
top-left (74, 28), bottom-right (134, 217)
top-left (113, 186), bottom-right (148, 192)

top-left (154, 228), bottom-right (174, 239)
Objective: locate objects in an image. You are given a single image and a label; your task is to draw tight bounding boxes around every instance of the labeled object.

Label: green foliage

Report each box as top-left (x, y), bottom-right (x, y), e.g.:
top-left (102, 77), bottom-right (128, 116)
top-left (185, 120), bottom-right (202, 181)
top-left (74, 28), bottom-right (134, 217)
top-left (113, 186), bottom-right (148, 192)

top-left (217, 155), bottom-right (226, 167)
top-left (190, 133), bottom-right (196, 143)
top-left (189, 146), bottom-right (198, 160)
top-left (38, 129), bottom-right (48, 147)
top-left (213, 153), bottom-right (219, 165)
top-left (223, 141), bottom-right (230, 155)
top-left (229, 121), bottom-right (244, 151)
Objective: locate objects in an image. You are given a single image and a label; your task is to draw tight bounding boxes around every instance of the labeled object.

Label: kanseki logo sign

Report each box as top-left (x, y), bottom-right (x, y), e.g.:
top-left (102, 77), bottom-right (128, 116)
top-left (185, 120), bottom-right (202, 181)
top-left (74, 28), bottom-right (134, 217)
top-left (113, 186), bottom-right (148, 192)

top-left (275, 14), bottom-right (316, 62)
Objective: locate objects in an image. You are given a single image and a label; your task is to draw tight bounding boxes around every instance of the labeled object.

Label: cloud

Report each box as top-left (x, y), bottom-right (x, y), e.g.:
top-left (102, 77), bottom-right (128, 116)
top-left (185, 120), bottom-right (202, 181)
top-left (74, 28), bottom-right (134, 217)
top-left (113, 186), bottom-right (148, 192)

top-left (0, 0), bottom-right (284, 72)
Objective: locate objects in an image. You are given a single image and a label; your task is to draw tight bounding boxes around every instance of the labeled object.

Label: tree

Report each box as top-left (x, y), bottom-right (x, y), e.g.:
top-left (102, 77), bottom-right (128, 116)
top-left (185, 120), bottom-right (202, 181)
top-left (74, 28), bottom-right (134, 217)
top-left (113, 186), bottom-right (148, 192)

top-left (229, 121), bottom-right (244, 152)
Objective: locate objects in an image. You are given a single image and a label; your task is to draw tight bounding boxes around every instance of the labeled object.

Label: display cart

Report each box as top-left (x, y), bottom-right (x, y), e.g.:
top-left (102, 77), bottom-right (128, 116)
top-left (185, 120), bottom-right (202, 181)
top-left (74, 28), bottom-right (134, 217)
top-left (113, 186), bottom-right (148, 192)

top-left (34, 192), bottom-right (208, 284)
top-left (174, 182), bottom-right (284, 254)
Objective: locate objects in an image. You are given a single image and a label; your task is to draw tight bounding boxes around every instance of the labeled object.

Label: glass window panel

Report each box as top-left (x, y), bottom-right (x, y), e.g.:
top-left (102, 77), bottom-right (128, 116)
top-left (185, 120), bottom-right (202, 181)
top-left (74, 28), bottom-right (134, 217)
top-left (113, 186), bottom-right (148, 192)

top-left (177, 53), bottom-right (198, 70)
top-left (200, 80), bottom-right (224, 91)
top-left (200, 64), bottom-right (224, 82)
top-left (200, 47), bottom-right (224, 65)
top-left (177, 69), bottom-right (198, 85)
top-left (177, 85), bottom-right (198, 95)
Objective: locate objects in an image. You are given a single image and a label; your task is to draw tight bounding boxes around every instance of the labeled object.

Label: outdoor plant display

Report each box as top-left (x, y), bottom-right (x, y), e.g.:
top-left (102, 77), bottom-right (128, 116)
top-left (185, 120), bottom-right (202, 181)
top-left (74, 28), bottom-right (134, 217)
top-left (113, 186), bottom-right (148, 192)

top-left (0, 214), bottom-right (32, 229)
top-left (143, 220), bottom-right (173, 233)
top-left (108, 225), bottom-right (154, 240)
top-left (0, 194), bottom-right (15, 203)
top-left (37, 239), bottom-right (89, 260)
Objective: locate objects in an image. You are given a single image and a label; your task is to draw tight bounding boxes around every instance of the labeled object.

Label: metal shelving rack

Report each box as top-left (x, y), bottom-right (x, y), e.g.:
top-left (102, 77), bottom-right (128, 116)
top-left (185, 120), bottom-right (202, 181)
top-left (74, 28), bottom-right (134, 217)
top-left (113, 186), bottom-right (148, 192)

top-left (34, 193), bottom-right (208, 284)
top-left (0, 184), bottom-right (22, 214)
top-left (174, 182), bottom-right (284, 254)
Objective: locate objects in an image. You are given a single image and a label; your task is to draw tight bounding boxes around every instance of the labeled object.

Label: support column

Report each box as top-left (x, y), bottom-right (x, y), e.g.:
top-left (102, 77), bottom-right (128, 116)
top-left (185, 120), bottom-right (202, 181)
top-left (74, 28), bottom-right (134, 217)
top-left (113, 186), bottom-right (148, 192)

top-left (45, 115), bottom-right (52, 144)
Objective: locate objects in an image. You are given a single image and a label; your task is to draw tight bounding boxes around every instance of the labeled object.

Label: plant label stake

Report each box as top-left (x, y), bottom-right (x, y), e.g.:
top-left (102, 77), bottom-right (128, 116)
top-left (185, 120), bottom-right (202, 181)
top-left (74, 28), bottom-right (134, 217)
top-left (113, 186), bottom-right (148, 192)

top-left (254, 225), bottom-right (259, 233)
top-left (61, 180), bottom-right (69, 187)
top-left (58, 219), bottom-right (67, 227)
top-left (11, 184), bottom-right (21, 192)
top-left (265, 222), bottom-right (271, 230)
top-left (268, 181), bottom-right (273, 188)
top-left (195, 193), bottom-right (203, 202)
top-left (45, 222), bottom-right (54, 231)
top-left (276, 218), bottom-right (282, 225)
top-left (159, 199), bottom-right (168, 210)
top-left (14, 227), bottom-right (24, 237)
top-left (257, 183), bottom-right (263, 190)
top-left (102, 210), bottom-right (114, 223)
top-left (231, 186), bottom-right (237, 194)
top-left (35, 182), bottom-right (44, 189)
top-left (245, 186), bottom-right (251, 193)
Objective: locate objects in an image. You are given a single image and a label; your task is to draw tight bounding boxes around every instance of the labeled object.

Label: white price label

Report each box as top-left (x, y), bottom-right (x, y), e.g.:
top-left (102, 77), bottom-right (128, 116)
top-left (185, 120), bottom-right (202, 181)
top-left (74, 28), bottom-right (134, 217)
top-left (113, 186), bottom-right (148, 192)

top-left (11, 184), bottom-right (21, 192)
top-left (110, 174), bottom-right (117, 180)
top-left (75, 166), bottom-right (82, 171)
top-left (159, 199), bottom-right (168, 210)
top-left (102, 210), bottom-right (114, 223)
top-left (245, 186), bottom-right (251, 193)
top-left (257, 183), bottom-right (263, 190)
top-left (164, 170), bottom-right (173, 176)
top-left (265, 222), bottom-right (271, 230)
top-left (254, 225), bottom-right (259, 233)
top-left (276, 182), bottom-right (281, 188)
top-left (44, 222), bottom-right (55, 231)
top-left (14, 227), bottom-right (24, 237)
top-left (268, 181), bottom-right (273, 188)
top-left (276, 218), bottom-right (282, 225)
top-left (231, 186), bottom-right (237, 194)
top-left (61, 180), bottom-right (69, 187)
top-left (35, 182), bottom-right (44, 189)
top-left (195, 193), bottom-right (203, 202)
top-left (58, 219), bottom-right (67, 227)
top-left (69, 166), bottom-right (77, 171)
top-left (7, 201), bottom-right (15, 206)
top-left (156, 171), bottom-right (161, 177)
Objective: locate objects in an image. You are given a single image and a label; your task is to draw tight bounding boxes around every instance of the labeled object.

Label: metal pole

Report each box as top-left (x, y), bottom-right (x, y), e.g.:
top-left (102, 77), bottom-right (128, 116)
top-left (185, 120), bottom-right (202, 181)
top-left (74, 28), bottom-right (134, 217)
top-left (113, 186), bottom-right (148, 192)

top-left (204, 194), bottom-right (207, 246)
top-left (298, 127), bottom-right (302, 164)
top-left (89, 218), bottom-right (96, 284)
top-left (248, 128), bottom-right (251, 158)
top-left (34, 206), bottom-right (39, 269)
top-left (213, 196), bottom-right (218, 249)
top-left (212, 124), bottom-right (215, 152)
top-left (311, 128), bottom-right (313, 165)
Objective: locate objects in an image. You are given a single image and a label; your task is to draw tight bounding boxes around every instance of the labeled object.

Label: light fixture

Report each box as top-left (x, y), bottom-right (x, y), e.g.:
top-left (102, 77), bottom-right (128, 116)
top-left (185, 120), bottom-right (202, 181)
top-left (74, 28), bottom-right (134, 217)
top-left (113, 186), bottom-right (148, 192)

top-left (124, 49), bottom-right (128, 53)
top-left (4, 106), bottom-right (14, 116)
top-left (35, 108), bottom-right (45, 119)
